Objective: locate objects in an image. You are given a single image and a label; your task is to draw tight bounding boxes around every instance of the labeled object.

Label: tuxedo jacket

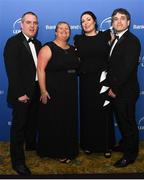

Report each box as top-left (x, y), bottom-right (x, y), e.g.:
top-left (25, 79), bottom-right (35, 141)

top-left (107, 30), bottom-right (141, 98)
top-left (4, 32), bottom-right (41, 104)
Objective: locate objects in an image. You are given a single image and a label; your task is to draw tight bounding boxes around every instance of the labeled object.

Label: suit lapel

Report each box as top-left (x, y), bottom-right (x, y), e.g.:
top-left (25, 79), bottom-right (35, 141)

top-left (110, 31), bottom-right (129, 56)
top-left (114, 35), bottom-right (124, 48)
top-left (22, 39), bottom-right (32, 54)
top-left (19, 32), bottom-right (33, 55)
top-left (19, 32), bottom-right (40, 57)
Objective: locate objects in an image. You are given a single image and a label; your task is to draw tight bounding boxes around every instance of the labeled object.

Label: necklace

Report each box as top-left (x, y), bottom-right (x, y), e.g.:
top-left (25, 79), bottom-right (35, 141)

top-left (53, 40), bottom-right (69, 49)
top-left (53, 40), bottom-right (70, 54)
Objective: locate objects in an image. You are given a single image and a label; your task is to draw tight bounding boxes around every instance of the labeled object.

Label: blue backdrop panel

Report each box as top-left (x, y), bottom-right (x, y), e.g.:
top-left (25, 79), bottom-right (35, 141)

top-left (0, 0), bottom-right (144, 141)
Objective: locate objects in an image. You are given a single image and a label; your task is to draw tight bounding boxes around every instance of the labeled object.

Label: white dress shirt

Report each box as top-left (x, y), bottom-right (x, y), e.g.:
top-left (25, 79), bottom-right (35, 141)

top-left (23, 33), bottom-right (38, 81)
top-left (109, 29), bottom-right (128, 57)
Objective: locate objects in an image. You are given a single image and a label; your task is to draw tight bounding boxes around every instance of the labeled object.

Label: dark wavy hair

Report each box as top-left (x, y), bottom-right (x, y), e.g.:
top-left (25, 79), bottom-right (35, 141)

top-left (111, 8), bottom-right (131, 23)
top-left (80, 11), bottom-right (98, 34)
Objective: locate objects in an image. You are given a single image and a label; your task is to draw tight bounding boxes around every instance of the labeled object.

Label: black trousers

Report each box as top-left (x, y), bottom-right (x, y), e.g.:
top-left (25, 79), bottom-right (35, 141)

top-left (10, 82), bottom-right (40, 166)
top-left (113, 95), bottom-right (139, 160)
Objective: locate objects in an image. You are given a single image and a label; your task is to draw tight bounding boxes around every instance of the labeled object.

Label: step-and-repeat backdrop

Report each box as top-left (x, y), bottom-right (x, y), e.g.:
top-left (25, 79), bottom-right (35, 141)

top-left (0, 0), bottom-right (144, 141)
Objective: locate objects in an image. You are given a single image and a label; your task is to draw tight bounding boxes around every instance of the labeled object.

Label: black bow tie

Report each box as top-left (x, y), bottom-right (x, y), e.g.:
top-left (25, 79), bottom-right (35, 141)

top-left (28, 38), bottom-right (35, 44)
top-left (115, 35), bottom-right (119, 40)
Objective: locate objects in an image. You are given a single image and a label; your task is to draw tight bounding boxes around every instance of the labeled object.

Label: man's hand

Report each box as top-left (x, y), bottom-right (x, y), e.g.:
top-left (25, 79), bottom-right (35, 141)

top-left (18, 95), bottom-right (30, 103)
top-left (108, 89), bottom-right (116, 98)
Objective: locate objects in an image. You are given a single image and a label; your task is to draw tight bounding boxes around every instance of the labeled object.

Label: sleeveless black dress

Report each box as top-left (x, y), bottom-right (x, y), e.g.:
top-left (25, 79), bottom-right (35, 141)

top-left (74, 30), bottom-right (115, 153)
top-left (37, 42), bottom-right (79, 159)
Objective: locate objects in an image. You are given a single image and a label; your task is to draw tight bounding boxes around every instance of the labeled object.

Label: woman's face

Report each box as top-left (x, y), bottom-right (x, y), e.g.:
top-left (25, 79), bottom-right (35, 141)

top-left (81, 14), bottom-right (96, 33)
top-left (55, 23), bottom-right (70, 41)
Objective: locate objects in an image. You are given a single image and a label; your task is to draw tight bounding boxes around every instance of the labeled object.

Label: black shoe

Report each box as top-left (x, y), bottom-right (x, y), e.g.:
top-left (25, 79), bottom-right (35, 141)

top-left (59, 158), bottom-right (71, 164)
top-left (104, 151), bottom-right (111, 158)
top-left (113, 158), bottom-right (135, 168)
top-left (84, 150), bottom-right (92, 155)
top-left (13, 164), bottom-right (31, 175)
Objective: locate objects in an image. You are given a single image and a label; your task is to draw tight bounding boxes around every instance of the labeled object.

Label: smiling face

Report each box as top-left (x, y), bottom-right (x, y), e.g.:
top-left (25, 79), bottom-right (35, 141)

top-left (21, 13), bottom-right (38, 38)
top-left (55, 22), bottom-right (71, 41)
top-left (81, 13), bottom-right (96, 34)
top-left (112, 12), bottom-right (130, 33)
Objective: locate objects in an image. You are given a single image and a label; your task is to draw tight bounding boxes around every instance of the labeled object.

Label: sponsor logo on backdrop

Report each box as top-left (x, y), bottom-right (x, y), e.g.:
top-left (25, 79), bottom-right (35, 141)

top-left (13, 18), bottom-right (21, 34)
top-left (100, 17), bottom-right (112, 31)
top-left (133, 24), bottom-right (144, 30)
top-left (140, 91), bottom-right (144, 95)
top-left (138, 116), bottom-right (144, 130)
top-left (8, 121), bottom-right (11, 126)
top-left (45, 24), bottom-right (81, 30)
top-left (0, 90), bottom-right (4, 95)
top-left (140, 56), bottom-right (144, 68)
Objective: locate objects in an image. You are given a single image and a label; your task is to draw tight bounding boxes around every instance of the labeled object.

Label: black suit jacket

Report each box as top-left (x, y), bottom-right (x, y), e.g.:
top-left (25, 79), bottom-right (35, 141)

top-left (4, 32), bottom-right (41, 104)
top-left (107, 30), bottom-right (141, 98)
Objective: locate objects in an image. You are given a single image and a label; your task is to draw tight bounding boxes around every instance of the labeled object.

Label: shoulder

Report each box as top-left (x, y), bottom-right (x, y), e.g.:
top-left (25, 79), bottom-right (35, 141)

top-left (39, 43), bottom-right (52, 59)
top-left (126, 31), bottom-right (141, 46)
top-left (123, 31), bottom-right (141, 52)
top-left (40, 42), bottom-right (52, 53)
top-left (4, 33), bottom-right (23, 50)
top-left (102, 29), bottom-right (111, 35)
top-left (6, 33), bottom-right (20, 43)
top-left (98, 29), bottom-right (111, 39)
top-left (6, 32), bottom-right (27, 44)
top-left (43, 41), bottom-right (53, 48)
top-left (74, 34), bottom-right (83, 41)
top-left (129, 32), bottom-right (140, 41)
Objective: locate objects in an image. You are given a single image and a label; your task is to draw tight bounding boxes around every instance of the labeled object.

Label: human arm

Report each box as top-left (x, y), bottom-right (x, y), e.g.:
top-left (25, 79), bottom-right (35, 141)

top-left (3, 38), bottom-right (30, 101)
top-left (37, 45), bottom-right (51, 104)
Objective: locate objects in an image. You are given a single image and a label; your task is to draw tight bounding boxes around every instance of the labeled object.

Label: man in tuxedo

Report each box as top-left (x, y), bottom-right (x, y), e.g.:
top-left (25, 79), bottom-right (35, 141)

top-left (4, 12), bottom-right (41, 175)
top-left (107, 8), bottom-right (141, 167)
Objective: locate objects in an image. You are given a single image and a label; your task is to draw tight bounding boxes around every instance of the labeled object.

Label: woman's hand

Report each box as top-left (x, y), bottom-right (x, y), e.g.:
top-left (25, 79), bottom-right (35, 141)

top-left (40, 91), bottom-right (51, 104)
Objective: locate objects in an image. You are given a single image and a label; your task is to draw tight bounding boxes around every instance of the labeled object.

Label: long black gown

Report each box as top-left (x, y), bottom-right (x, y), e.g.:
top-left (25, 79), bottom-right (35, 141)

top-left (37, 42), bottom-right (79, 159)
top-left (74, 30), bottom-right (115, 153)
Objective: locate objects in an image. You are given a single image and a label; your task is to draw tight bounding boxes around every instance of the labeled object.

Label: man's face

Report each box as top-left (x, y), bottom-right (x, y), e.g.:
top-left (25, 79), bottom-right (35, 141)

top-left (21, 14), bottom-right (38, 38)
top-left (112, 12), bottom-right (130, 33)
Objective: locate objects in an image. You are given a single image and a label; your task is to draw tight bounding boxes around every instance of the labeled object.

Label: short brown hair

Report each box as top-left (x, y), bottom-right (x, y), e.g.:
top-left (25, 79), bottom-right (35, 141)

top-left (112, 8), bottom-right (131, 23)
top-left (55, 21), bottom-right (71, 32)
top-left (21, 11), bottom-right (38, 23)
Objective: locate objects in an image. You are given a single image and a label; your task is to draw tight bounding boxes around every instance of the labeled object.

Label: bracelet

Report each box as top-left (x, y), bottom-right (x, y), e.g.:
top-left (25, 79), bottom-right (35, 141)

top-left (41, 91), bottom-right (47, 95)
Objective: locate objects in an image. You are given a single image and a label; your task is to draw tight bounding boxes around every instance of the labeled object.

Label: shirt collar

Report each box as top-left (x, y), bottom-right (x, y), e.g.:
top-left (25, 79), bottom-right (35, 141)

top-left (22, 32), bottom-right (33, 41)
top-left (116, 29), bottom-right (128, 39)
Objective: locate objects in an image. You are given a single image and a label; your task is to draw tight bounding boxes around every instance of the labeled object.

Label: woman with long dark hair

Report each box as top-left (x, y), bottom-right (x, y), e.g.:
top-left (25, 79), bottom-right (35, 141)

top-left (74, 11), bottom-right (115, 157)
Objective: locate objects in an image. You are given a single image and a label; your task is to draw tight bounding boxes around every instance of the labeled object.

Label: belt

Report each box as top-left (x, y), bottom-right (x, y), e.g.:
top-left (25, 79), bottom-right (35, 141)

top-left (67, 69), bottom-right (76, 74)
top-left (46, 69), bottom-right (76, 74)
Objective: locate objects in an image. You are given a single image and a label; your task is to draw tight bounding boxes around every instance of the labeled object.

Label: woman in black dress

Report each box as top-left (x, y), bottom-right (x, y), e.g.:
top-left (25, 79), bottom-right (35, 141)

top-left (74, 11), bottom-right (115, 157)
top-left (37, 22), bottom-right (79, 163)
